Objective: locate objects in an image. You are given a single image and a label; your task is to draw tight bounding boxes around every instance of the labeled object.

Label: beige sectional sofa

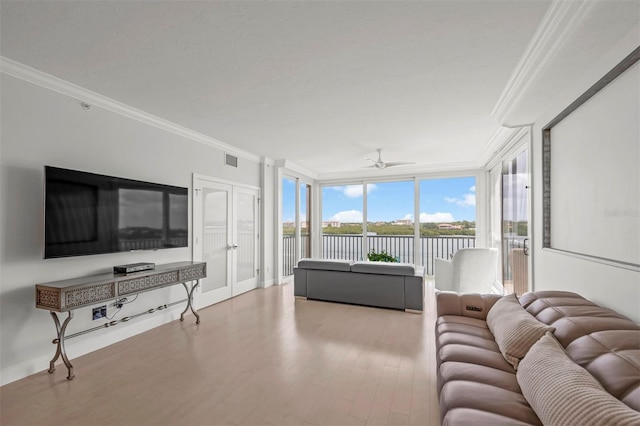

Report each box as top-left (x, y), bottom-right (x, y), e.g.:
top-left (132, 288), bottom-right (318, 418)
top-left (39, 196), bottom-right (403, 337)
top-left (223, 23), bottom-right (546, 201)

top-left (436, 290), bottom-right (640, 425)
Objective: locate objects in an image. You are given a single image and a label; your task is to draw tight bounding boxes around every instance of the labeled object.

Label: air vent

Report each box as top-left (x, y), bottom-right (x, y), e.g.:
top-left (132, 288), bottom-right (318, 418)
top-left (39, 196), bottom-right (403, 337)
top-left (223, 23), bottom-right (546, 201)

top-left (225, 153), bottom-right (238, 168)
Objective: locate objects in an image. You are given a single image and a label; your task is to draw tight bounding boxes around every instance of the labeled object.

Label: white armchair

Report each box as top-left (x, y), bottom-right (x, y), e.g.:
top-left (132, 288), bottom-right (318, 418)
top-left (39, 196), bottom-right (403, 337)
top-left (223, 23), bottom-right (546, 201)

top-left (434, 248), bottom-right (501, 294)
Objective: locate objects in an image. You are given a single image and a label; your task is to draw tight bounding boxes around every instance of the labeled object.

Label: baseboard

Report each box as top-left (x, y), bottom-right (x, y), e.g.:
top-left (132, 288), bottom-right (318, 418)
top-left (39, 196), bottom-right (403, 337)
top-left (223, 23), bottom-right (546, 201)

top-left (405, 308), bottom-right (423, 314)
top-left (0, 307), bottom-right (184, 386)
top-left (261, 278), bottom-right (275, 288)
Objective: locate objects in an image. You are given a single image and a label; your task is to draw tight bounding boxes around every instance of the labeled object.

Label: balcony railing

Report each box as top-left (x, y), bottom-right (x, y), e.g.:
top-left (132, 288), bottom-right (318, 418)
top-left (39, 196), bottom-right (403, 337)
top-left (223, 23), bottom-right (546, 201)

top-left (282, 234), bottom-right (476, 276)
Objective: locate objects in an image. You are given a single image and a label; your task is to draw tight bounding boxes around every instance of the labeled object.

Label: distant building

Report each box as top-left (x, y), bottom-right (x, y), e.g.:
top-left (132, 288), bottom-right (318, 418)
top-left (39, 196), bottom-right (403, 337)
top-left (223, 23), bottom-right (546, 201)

top-left (438, 223), bottom-right (462, 230)
top-left (393, 219), bottom-right (413, 226)
top-left (283, 221), bottom-right (309, 228)
top-left (322, 220), bottom-right (341, 228)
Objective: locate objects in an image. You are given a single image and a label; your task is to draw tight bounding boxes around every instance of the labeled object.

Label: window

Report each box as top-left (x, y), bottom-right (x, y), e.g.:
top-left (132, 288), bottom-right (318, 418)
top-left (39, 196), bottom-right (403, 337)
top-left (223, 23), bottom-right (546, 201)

top-left (322, 184), bottom-right (365, 260)
top-left (281, 176), bottom-right (313, 276)
top-left (319, 176), bottom-right (476, 273)
top-left (300, 183), bottom-right (310, 259)
top-left (419, 177), bottom-right (476, 272)
top-left (281, 177), bottom-right (296, 275)
top-left (367, 181), bottom-right (414, 263)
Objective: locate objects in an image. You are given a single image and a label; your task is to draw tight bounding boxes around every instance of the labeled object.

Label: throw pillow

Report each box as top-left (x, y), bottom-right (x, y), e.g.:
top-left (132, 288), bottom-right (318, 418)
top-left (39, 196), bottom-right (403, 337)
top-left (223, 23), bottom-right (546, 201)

top-left (518, 332), bottom-right (640, 426)
top-left (486, 293), bottom-right (554, 369)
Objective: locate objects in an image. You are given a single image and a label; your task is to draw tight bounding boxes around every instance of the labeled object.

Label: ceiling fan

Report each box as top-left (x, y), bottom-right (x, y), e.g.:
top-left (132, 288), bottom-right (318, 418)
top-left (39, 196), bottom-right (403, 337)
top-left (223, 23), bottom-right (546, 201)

top-left (365, 149), bottom-right (415, 169)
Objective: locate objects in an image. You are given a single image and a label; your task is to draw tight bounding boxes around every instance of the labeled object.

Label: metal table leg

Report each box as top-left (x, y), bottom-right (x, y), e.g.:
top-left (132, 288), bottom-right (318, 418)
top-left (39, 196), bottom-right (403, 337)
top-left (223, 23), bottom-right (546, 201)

top-left (180, 280), bottom-right (201, 324)
top-left (48, 311), bottom-right (75, 380)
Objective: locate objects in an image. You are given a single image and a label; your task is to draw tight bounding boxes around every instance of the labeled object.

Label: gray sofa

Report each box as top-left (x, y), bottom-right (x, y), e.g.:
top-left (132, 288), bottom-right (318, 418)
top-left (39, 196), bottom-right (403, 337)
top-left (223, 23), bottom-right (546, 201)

top-left (436, 290), bottom-right (640, 425)
top-left (294, 258), bottom-right (424, 312)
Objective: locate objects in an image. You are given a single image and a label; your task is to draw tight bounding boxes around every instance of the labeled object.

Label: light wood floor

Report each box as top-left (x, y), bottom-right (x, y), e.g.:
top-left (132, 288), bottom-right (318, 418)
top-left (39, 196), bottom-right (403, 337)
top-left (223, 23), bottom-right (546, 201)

top-left (1, 280), bottom-right (440, 426)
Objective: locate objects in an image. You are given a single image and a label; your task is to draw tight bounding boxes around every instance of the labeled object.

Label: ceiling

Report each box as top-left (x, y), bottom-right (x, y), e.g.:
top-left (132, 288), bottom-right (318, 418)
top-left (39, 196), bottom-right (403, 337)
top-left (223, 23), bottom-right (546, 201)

top-left (1, 1), bottom-right (638, 178)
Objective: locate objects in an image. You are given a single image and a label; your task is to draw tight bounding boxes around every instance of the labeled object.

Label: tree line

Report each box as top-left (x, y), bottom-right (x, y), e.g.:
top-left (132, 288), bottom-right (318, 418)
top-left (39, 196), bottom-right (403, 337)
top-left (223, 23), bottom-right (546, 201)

top-left (284, 222), bottom-right (476, 237)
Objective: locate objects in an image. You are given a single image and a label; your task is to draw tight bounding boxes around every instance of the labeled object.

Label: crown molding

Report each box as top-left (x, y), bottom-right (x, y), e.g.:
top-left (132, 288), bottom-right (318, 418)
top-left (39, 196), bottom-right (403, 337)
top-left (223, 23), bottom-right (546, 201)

top-left (274, 159), bottom-right (319, 181)
top-left (261, 156), bottom-right (276, 167)
top-left (0, 56), bottom-right (260, 163)
top-left (476, 126), bottom-right (528, 169)
top-left (483, 126), bottom-right (531, 171)
top-left (491, 0), bottom-right (595, 126)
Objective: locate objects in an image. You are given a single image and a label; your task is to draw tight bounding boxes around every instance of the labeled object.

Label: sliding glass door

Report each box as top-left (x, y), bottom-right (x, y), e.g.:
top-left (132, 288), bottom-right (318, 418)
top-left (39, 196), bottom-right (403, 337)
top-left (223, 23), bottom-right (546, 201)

top-left (502, 149), bottom-right (530, 295)
top-left (281, 176), bottom-right (312, 276)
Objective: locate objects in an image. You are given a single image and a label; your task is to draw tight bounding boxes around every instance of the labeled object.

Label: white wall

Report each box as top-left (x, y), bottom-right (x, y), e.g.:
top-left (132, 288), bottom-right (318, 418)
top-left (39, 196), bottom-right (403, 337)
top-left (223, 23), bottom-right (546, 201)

top-left (549, 62), bottom-right (639, 265)
top-left (531, 43), bottom-right (640, 323)
top-left (0, 74), bottom-right (261, 384)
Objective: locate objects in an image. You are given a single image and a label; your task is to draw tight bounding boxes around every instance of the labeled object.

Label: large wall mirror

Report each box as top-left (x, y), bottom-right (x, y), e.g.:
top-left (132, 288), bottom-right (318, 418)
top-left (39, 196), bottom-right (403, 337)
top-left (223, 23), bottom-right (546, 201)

top-left (543, 46), bottom-right (639, 271)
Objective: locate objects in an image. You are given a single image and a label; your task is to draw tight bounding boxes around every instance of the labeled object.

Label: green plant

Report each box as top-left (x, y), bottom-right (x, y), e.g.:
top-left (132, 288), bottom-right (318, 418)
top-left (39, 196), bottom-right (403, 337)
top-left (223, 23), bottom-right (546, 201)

top-left (367, 250), bottom-right (398, 262)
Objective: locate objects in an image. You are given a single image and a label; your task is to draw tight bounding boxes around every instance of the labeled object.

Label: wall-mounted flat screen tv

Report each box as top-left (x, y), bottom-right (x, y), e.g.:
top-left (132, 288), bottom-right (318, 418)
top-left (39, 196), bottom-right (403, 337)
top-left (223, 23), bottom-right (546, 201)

top-left (44, 166), bottom-right (188, 258)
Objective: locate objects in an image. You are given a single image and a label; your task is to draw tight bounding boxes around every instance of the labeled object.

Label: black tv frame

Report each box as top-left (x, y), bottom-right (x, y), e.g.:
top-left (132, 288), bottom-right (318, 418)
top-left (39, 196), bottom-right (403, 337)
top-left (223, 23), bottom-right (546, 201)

top-left (44, 166), bottom-right (188, 259)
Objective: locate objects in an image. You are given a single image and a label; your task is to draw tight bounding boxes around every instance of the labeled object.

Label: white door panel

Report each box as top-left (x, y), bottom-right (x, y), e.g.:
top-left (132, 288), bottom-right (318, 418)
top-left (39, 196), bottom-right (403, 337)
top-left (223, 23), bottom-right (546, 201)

top-left (232, 188), bottom-right (259, 296)
top-left (193, 176), bottom-right (259, 307)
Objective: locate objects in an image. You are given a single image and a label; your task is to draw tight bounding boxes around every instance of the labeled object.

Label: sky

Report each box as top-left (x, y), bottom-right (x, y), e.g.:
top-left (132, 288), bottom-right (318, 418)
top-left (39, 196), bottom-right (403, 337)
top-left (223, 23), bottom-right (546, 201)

top-left (282, 176), bottom-right (476, 223)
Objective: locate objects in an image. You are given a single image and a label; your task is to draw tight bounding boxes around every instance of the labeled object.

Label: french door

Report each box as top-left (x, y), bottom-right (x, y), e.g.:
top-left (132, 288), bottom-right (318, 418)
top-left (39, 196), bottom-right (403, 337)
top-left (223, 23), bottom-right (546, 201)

top-left (193, 175), bottom-right (259, 308)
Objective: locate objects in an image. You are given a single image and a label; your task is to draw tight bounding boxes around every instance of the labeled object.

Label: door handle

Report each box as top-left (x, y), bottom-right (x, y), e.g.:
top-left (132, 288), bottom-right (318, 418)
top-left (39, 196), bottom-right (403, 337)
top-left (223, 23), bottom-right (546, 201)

top-left (523, 238), bottom-right (529, 256)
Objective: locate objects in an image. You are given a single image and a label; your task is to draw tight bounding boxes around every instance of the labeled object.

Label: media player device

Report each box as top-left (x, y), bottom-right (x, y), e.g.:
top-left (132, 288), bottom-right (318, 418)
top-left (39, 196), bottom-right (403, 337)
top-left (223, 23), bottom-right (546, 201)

top-left (113, 262), bottom-right (156, 274)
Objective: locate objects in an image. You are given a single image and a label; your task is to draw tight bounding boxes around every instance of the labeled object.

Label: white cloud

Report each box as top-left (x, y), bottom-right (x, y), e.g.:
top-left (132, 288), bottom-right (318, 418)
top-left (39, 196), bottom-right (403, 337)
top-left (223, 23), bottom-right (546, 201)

top-left (470, 185), bottom-right (476, 192)
top-left (445, 192), bottom-right (476, 207)
top-left (330, 184), bottom-right (377, 198)
top-left (403, 213), bottom-right (414, 220)
top-left (419, 212), bottom-right (455, 223)
top-left (343, 185), bottom-right (364, 198)
top-left (330, 210), bottom-right (363, 222)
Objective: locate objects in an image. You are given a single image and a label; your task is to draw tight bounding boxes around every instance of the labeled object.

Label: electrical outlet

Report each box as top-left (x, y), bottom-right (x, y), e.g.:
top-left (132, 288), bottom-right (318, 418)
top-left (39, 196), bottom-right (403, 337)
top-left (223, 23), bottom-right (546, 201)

top-left (92, 305), bottom-right (107, 320)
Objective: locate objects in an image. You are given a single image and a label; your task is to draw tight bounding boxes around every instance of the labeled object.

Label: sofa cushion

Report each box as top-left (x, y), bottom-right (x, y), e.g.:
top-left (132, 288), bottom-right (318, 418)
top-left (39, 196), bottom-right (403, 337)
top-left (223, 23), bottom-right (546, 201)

top-left (437, 316), bottom-right (509, 386)
top-left (440, 381), bottom-right (541, 425)
top-left (442, 408), bottom-right (540, 426)
top-left (296, 258), bottom-right (353, 272)
top-left (486, 294), bottom-right (554, 370)
top-left (439, 344), bottom-right (515, 374)
top-left (517, 332), bottom-right (640, 426)
top-left (439, 362), bottom-right (522, 394)
top-left (350, 261), bottom-right (415, 276)
top-left (519, 291), bottom-right (640, 410)
top-left (438, 331), bottom-right (500, 352)
top-left (567, 330), bottom-right (640, 410)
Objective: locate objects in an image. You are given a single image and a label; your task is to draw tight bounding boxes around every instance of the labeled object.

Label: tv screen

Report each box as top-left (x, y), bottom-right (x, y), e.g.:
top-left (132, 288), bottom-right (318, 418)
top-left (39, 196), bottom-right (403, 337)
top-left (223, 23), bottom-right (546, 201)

top-left (44, 166), bottom-right (188, 258)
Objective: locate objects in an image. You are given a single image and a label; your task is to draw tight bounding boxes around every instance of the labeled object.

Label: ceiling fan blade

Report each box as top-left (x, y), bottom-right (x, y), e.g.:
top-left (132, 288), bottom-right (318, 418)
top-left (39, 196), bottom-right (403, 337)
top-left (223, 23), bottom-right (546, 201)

top-left (364, 155), bottom-right (384, 168)
top-left (383, 161), bottom-right (415, 168)
top-left (362, 149), bottom-right (412, 169)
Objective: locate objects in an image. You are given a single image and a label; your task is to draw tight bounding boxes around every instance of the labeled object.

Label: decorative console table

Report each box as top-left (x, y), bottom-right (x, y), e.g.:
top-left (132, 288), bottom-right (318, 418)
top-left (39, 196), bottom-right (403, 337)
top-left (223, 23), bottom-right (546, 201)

top-left (35, 261), bottom-right (206, 380)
